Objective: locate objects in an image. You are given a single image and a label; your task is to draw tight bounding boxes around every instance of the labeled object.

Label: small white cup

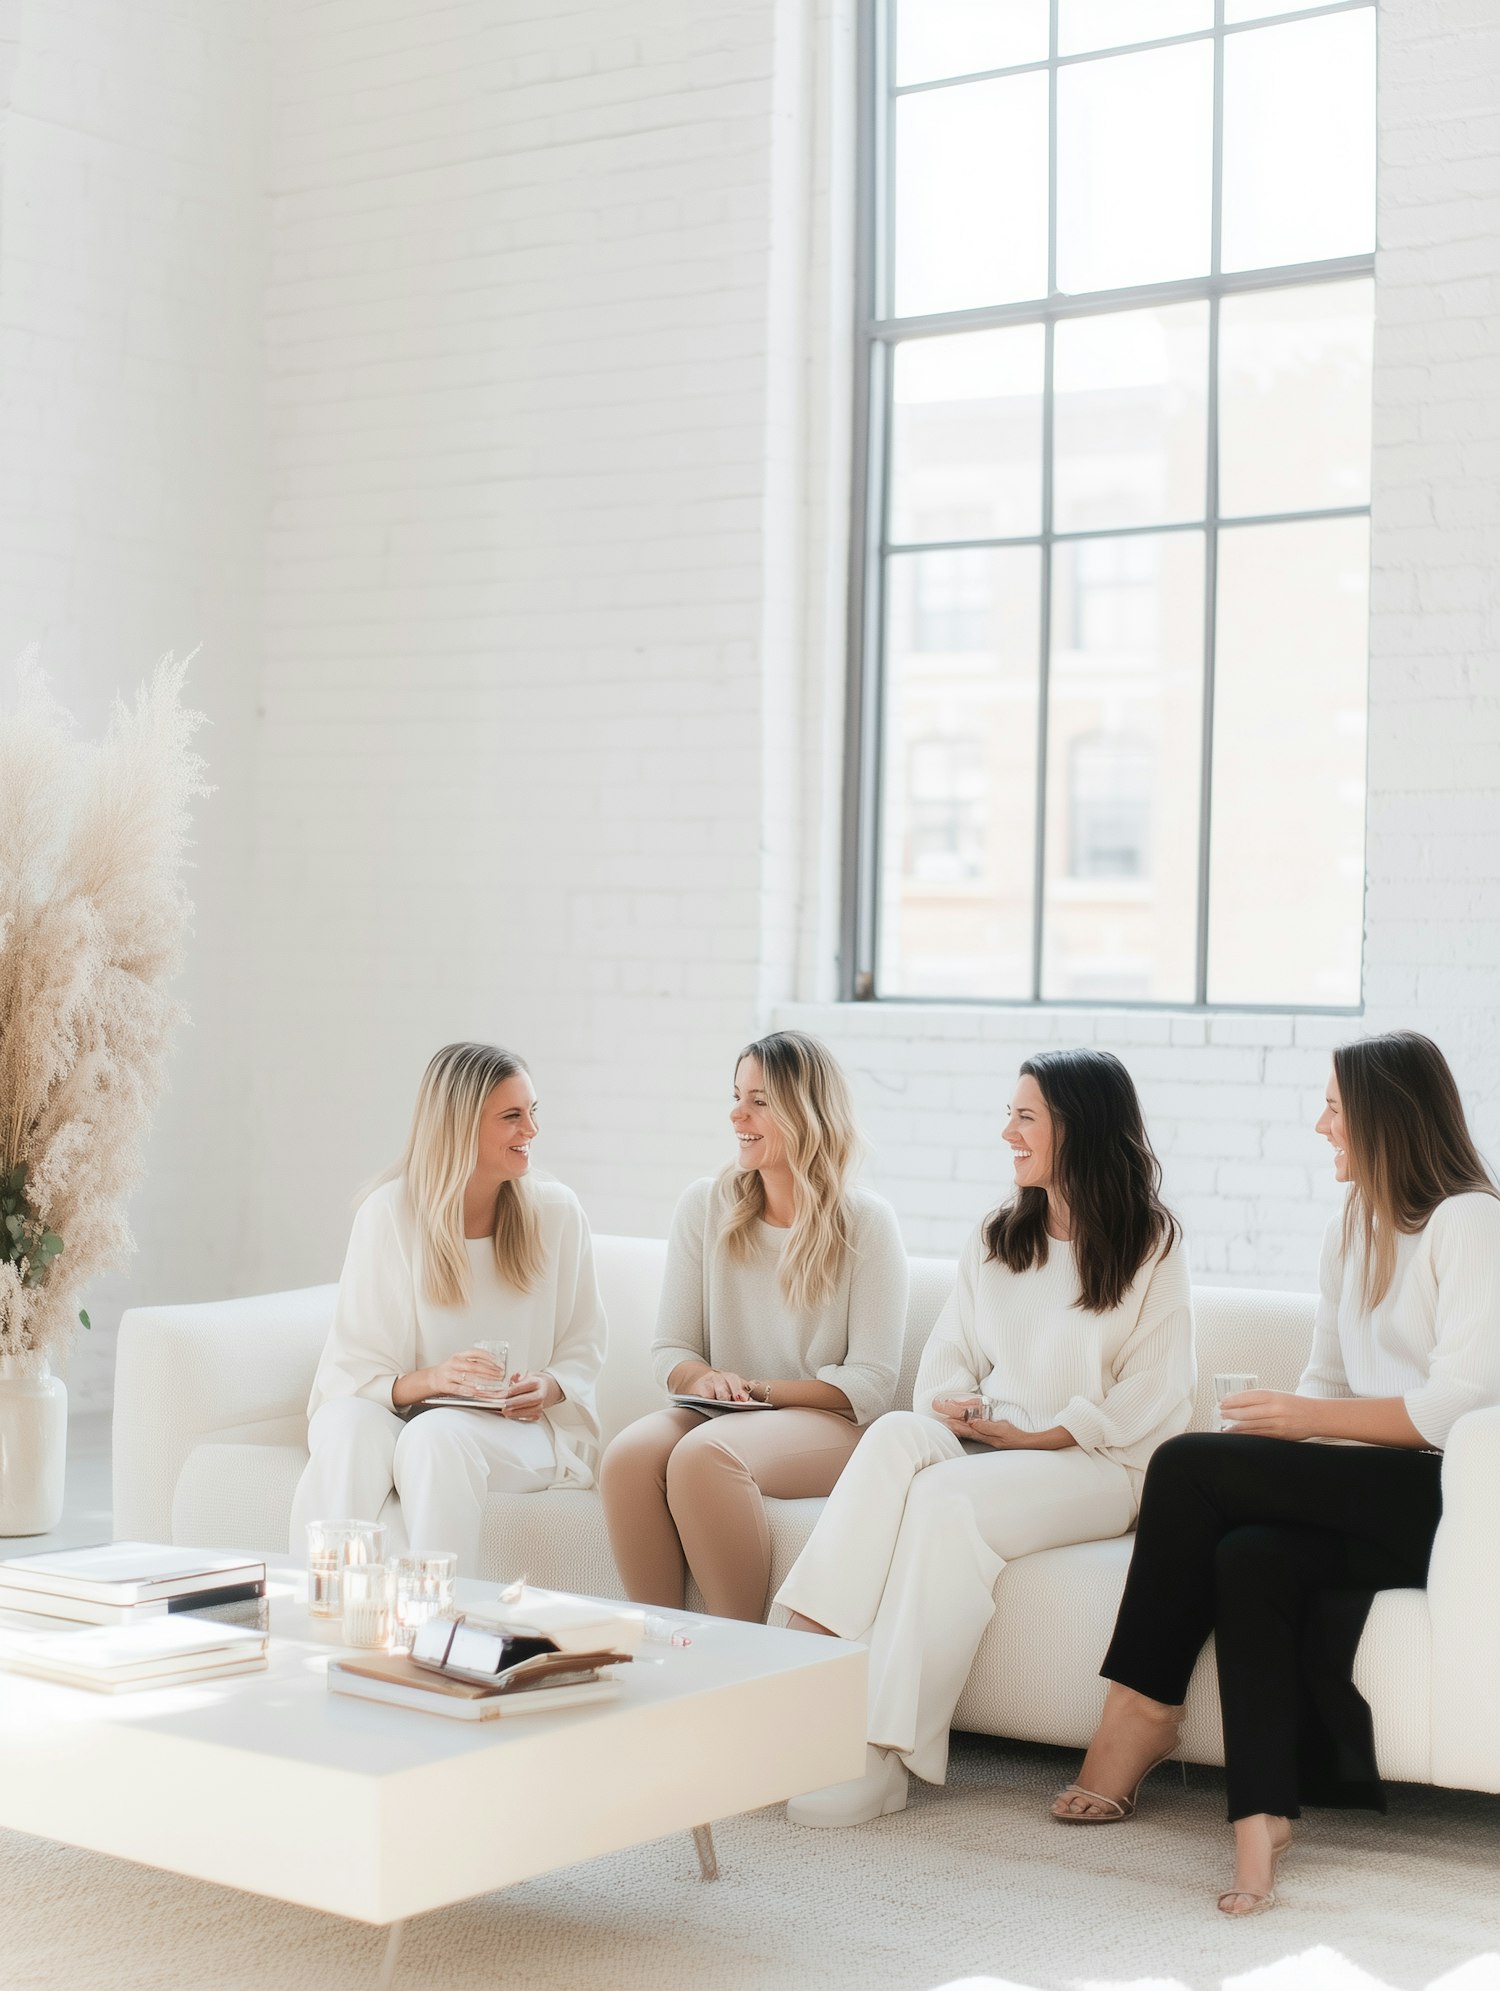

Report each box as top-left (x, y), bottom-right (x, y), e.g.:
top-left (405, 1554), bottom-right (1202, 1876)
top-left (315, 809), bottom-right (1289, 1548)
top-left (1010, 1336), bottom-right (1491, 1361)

top-left (1214, 1372), bottom-right (1258, 1432)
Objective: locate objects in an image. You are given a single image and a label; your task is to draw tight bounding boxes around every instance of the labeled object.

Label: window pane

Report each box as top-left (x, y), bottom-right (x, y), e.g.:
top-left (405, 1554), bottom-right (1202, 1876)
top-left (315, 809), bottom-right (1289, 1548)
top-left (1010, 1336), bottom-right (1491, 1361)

top-left (894, 74), bottom-right (1049, 316)
top-left (1059, 0), bottom-right (1210, 56)
top-left (878, 548), bottom-right (1042, 998)
top-left (1207, 518), bottom-right (1368, 1006)
top-left (1225, 0), bottom-right (1355, 19)
top-left (896, 0), bottom-right (1048, 85)
top-left (1219, 279), bottom-right (1373, 518)
top-left (1056, 42), bottom-right (1213, 293)
top-left (1041, 534), bottom-right (1204, 1003)
top-left (889, 326), bottom-right (1045, 543)
top-left (1053, 302), bottom-right (1208, 532)
top-left (1222, 14), bottom-right (1376, 273)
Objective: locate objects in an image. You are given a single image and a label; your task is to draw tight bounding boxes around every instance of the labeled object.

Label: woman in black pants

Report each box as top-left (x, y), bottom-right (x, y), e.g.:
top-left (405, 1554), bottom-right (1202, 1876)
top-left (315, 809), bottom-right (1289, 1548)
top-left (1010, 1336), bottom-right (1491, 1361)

top-left (1052, 1031), bottom-right (1500, 1915)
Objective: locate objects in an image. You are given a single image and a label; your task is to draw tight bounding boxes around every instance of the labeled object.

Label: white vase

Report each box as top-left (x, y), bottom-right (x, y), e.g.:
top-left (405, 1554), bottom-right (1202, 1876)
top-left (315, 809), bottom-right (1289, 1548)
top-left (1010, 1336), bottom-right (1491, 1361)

top-left (0, 1354), bottom-right (67, 1536)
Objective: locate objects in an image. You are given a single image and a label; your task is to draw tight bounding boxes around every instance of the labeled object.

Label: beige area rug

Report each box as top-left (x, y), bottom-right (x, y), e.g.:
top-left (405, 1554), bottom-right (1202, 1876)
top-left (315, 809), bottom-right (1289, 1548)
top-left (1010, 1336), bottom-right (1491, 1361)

top-left (4, 1736), bottom-right (1498, 1991)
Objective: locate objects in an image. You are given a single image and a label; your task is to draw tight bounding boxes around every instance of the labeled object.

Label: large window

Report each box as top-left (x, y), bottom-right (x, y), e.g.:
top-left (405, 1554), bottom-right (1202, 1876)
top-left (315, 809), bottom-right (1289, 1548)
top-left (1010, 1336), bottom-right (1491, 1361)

top-left (847, 0), bottom-right (1376, 1008)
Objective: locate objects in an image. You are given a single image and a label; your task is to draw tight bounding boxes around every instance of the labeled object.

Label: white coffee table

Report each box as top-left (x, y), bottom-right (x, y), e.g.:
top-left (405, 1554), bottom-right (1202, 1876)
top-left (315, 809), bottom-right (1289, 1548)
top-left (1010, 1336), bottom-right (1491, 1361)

top-left (0, 1573), bottom-right (866, 1983)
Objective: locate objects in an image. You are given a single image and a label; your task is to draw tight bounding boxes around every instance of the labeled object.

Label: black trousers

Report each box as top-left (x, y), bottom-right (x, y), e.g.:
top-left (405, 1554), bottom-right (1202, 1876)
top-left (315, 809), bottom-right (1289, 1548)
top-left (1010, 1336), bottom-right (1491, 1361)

top-left (1100, 1432), bottom-right (1444, 1821)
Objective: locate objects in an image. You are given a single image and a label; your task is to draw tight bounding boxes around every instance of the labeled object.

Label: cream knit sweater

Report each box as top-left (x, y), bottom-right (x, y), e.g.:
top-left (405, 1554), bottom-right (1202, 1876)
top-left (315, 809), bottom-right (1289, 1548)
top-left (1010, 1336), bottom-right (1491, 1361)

top-left (914, 1221), bottom-right (1195, 1493)
top-left (1299, 1191), bottom-right (1500, 1449)
top-left (650, 1175), bottom-right (908, 1426)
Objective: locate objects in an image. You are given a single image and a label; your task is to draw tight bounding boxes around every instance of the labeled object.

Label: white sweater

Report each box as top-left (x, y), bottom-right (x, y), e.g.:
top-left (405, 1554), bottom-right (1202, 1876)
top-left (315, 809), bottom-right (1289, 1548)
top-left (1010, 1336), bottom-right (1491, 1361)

top-left (914, 1222), bottom-right (1195, 1492)
top-left (306, 1176), bottom-right (607, 1487)
top-left (1299, 1191), bottom-right (1500, 1450)
top-left (650, 1176), bottom-right (908, 1426)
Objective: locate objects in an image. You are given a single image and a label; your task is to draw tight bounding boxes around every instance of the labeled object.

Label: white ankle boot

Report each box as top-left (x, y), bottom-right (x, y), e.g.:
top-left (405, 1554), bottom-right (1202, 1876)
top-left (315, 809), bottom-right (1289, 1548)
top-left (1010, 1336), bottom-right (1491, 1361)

top-left (786, 1746), bottom-right (909, 1828)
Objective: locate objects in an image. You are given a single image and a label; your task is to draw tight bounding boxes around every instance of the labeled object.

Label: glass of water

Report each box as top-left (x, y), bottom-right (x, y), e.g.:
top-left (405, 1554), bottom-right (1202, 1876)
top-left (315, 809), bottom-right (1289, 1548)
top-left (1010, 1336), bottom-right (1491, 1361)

top-left (470, 1339), bottom-right (511, 1399)
top-left (1214, 1372), bottom-right (1258, 1432)
top-left (391, 1551), bottom-right (458, 1652)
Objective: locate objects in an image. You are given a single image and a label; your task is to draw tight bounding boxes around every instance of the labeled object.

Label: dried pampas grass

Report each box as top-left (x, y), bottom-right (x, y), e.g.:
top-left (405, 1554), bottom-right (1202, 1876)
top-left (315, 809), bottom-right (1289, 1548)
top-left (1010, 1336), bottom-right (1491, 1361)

top-left (0, 656), bottom-right (208, 1367)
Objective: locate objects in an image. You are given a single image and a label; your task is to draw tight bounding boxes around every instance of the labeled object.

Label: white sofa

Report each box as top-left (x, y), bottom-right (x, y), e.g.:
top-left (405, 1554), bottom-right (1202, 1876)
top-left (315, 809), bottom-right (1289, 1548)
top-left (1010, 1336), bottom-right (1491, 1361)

top-left (112, 1238), bottom-right (1500, 1794)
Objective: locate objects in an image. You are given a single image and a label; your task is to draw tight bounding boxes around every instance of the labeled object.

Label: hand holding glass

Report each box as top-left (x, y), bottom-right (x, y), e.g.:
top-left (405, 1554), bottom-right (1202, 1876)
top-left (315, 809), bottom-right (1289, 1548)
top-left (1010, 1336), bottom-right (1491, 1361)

top-left (1215, 1372), bottom-right (1258, 1432)
top-left (470, 1340), bottom-right (511, 1399)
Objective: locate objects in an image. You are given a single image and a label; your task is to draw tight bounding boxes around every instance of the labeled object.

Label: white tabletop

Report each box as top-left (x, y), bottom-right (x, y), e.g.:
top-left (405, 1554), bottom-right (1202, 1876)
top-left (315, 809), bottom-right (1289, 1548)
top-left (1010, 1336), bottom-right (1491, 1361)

top-left (0, 1571), bottom-right (867, 1924)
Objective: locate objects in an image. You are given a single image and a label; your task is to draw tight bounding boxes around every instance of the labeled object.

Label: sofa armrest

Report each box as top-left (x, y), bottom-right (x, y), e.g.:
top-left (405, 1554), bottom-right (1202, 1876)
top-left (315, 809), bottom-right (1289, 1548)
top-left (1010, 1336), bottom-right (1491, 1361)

top-left (111, 1286), bottom-right (336, 1543)
top-left (1427, 1405), bottom-right (1500, 1792)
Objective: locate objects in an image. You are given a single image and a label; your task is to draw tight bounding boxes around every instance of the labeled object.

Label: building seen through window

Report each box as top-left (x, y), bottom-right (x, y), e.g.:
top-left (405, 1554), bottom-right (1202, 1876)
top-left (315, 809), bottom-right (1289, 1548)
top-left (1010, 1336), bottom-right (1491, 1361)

top-left (860, 0), bottom-right (1376, 1007)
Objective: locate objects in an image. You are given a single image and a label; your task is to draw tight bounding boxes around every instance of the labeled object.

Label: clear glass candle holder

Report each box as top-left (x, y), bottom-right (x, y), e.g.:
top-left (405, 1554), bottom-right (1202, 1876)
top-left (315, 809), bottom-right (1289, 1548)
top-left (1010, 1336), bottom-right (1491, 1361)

top-left (391, 1552), bottom-right (458, 1652)
top-left (342, 1562), bottom-right (397, 1649)
top-left (306, 1518), bottom-right (387, 1618)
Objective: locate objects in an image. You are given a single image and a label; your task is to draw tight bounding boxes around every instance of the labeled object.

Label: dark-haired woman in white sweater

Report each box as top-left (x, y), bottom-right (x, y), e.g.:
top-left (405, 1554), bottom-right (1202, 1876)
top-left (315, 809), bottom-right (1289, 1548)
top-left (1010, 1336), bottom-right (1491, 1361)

top-left (779, 1048), bottom-right (1194, 1828)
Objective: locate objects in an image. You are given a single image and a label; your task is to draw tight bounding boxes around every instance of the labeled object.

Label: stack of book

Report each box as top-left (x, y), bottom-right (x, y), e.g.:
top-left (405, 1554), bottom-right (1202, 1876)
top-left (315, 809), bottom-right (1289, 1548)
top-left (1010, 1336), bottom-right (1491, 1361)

top-left (0, 1614), bottom-right (269, 1694)
top-left (0, 1542), bottom-right (267, 1627)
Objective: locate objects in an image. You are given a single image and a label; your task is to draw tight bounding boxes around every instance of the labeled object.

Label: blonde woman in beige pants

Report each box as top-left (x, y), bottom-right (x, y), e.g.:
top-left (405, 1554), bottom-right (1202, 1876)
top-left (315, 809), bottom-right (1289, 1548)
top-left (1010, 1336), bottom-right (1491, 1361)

top-left (600, 1031), bottom-right (907, 1623)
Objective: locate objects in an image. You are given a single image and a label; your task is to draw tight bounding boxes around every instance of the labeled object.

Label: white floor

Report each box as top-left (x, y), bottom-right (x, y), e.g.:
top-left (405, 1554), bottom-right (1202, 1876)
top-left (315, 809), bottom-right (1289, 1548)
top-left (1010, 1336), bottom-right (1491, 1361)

top-left (3, 1419), bottom-right (1499, 1991)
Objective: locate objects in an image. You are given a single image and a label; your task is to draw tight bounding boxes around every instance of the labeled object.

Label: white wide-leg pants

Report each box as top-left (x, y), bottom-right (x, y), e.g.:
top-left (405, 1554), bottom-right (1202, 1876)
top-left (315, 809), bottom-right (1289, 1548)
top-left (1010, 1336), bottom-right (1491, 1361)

top-left (775, 1410), bottom-right (1135, 1784)
top-left (289, 1399), bottom-right (556, 1577)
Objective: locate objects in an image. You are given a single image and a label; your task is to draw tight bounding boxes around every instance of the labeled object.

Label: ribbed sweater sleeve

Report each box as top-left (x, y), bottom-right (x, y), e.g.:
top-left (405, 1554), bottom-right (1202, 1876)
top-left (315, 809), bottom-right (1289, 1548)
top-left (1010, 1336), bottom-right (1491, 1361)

top-left (1297, 1216), bottom-right (1355, 1400)
top-left (814, 1195), bottom-right (908, 1424)
top-left (1405, 1194), bottom-right (1500, 1449)
top-left (307, 1186), bottom-right (420, 1415)
top-left (912, 1230), bottom-right (983, 1417)
top-left (650, 1179), bottom-right (713, 1392)
top-left (541, 1194), bottom-right (607, 1454)
top-left (1054, 1237), bottom-right (1196, 1463)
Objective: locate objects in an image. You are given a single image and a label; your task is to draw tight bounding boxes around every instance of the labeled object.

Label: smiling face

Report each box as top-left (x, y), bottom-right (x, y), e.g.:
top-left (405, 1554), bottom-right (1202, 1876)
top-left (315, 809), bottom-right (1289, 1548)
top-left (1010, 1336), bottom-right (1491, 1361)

top-left (1003, 1072), bottom-right (1056, 1194)
top-left (730, 1056), bottom-right (787, 1174)
top-left (1315, 1068), bottom-right (1351, 1184)
top-left (474, 1073), bottom-right (539, 1180)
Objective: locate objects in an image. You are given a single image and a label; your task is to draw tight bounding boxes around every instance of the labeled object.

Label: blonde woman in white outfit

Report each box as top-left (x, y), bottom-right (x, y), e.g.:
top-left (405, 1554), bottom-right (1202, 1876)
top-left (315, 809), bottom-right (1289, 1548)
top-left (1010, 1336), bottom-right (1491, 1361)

top-left (289, 1043), bottom-right (605, 1576)
top-left (778, 1047), bottom-right (1193, 1828)
top-left (600, 1031), bottom-right (907, 1623)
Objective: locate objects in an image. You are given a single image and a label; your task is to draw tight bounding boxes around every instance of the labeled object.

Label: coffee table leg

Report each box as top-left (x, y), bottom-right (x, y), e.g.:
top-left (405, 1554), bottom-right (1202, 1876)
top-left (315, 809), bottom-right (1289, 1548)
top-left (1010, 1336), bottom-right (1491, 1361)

top-left (375, 1918), bottom-right (406, 1989)
top-left (691, 1823), bottom-right (719, 1881)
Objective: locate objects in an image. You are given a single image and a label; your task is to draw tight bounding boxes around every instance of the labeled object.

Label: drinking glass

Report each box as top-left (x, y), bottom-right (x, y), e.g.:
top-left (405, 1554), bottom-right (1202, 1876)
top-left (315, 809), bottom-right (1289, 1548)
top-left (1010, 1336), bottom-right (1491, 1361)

top-left (391, 1552), bottom-right (458, 1653)
top-left (342, 1563), bottom-right (397, 1649)
top-left (306, 1518), bottom-right (387, 1618)
top-left (1214, 1372), bottom-right (1258, 1432)
top-left (471, 1340), bottom-right (511, 1399)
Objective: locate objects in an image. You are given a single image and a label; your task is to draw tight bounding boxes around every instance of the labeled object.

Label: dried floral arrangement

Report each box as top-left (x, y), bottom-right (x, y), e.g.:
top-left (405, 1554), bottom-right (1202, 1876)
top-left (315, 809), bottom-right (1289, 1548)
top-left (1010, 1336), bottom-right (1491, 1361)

top-left (0, 658), bottom-right (207, 1367)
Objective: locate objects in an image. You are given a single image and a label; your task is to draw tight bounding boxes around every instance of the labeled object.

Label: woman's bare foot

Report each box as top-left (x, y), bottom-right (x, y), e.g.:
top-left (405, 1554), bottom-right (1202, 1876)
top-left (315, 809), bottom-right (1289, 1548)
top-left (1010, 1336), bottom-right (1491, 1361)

top-left (785, 1610), bottom-right (834, 1636)
top-left (1052, 1683), bottom-right (1184, 1820)
top-left (1218, 1814), bottom-right (1292, 1916)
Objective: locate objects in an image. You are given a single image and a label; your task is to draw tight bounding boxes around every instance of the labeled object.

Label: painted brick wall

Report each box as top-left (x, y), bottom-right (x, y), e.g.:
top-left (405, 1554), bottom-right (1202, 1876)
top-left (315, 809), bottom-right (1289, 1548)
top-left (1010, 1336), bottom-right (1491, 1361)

top-left (246, 0), bottom-right (828, 1287)
top-left (0, 0), bottom-right (267, 1407)
top-left (788, 0), bottom-right (1500, 1278)
top-left (12, 0), bottom-right (1499, 1381)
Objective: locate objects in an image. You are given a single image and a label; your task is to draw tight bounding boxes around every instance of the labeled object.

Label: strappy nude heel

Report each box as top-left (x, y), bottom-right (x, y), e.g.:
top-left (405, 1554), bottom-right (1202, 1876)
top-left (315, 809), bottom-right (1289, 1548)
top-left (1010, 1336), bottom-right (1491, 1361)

top-left (1051, 1750), bottom-right (1176, 1824)
top-left (1051, 1701), bottom-right (1185, 1823)
top-left (1217, 1830), bottom-right (1291, 1916)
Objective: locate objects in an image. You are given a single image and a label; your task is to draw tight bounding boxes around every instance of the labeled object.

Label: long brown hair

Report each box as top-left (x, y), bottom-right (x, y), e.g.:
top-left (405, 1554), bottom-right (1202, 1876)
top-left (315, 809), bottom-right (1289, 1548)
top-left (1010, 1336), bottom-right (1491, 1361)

top-left (1334, 1031), bottom-right (1496, 1308)
top-left (982, 1048), bottom-right (1177, 1313)
top-left (717, 1030), bottom-right (861, 1313)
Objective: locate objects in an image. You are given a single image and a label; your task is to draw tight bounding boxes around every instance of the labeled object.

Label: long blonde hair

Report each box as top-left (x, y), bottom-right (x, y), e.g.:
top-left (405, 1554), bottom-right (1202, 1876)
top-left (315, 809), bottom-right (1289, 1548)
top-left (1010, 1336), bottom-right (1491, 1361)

top-left (377, 1042), bottom-right (545, 1306)
top-left (1334, 1031), bottom-right (1497, 1309)
top-left (717, 1031), bottom-right (861, 1313)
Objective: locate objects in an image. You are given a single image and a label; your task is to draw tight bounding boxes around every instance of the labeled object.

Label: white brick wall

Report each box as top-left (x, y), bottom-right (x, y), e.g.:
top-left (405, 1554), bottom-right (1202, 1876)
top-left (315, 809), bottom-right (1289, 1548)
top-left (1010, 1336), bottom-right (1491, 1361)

top-left (9, 0), bottom-right (1499, 1389)
top-left (0, 0), bottom-right (267, 1408)
top-left (245, 0), bottom-right (829, 1290)
top-left (788, 0), bottom-right (1500, 1282)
